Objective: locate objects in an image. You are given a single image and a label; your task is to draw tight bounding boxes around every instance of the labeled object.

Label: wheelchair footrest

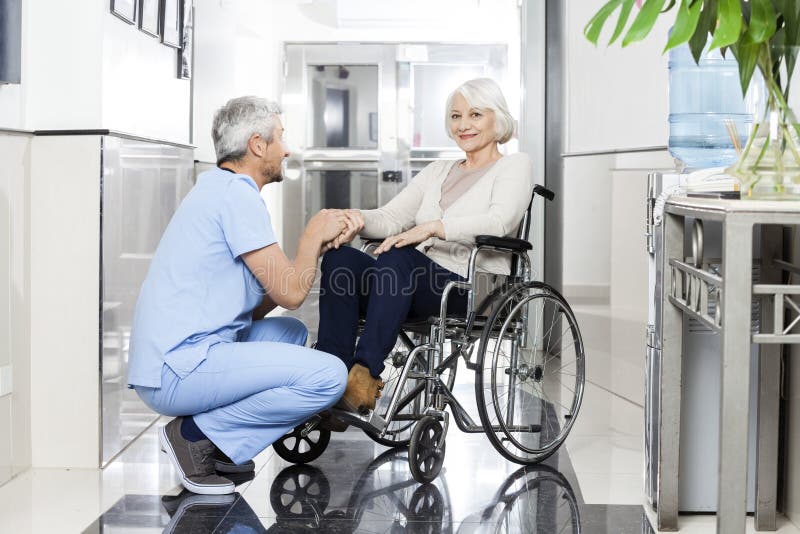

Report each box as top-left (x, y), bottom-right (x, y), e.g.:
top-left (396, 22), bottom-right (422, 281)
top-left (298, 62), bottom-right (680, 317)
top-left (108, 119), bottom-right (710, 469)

top-left (330, 407), bottom-right (387, 434)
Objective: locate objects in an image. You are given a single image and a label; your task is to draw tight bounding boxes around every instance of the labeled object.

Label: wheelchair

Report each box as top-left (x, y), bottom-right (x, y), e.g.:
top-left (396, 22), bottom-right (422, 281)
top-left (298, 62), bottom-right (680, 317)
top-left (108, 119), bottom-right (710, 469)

top-left (273, 185), bottom-right (586, 484)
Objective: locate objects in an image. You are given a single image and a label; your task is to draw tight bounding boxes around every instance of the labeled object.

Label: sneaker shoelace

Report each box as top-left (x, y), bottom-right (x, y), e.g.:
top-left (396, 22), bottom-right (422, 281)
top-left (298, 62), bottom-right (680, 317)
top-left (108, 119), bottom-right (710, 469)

top-left (190, 440), bottom-right (218, 477)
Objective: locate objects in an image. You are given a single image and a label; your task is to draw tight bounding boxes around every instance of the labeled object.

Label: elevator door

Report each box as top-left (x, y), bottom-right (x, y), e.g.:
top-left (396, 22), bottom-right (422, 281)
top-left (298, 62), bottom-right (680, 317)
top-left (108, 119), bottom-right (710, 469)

top-left (281, 43), bottom-right (507, 256)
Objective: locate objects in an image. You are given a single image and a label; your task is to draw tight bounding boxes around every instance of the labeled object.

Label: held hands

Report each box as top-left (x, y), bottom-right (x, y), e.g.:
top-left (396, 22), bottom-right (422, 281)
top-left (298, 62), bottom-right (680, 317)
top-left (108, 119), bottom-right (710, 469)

top-left (320, 209), bottom-right (365, 253)
top-left (373, 221), bottom-right (445, 255)
top-left (306, 209), bottom-right (348, 250)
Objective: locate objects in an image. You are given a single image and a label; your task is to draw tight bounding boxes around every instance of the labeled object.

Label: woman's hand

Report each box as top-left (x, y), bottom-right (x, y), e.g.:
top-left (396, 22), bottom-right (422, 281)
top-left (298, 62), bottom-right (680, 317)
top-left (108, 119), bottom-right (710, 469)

top-left (374, 221), bottom-right (444, 255)
top-left (321, 209), bottom-right (365, 253)
top-left (306, 209), bottom-right (348, 247)
top-left (333, 209), bottom-right (364, 248)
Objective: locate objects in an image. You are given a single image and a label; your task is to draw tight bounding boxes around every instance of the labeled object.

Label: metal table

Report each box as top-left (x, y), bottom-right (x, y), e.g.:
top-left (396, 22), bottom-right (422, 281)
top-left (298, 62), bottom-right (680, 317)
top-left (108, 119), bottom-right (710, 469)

top-left (657, 196), bottom-right (800, 533)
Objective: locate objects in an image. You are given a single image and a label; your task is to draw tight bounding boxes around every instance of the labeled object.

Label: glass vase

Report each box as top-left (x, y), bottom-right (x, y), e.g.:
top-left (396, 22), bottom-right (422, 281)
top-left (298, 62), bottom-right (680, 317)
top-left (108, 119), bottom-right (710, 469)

top-left (727, 98), bottom-right (800, 200)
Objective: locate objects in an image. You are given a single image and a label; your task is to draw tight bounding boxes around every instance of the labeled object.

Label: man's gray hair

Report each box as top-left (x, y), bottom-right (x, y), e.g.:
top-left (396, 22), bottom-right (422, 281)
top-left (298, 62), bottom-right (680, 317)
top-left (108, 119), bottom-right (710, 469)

top-left (212, 96), bottom-right (282, 165)
top-left (445, 78), bottom-right (515, 144)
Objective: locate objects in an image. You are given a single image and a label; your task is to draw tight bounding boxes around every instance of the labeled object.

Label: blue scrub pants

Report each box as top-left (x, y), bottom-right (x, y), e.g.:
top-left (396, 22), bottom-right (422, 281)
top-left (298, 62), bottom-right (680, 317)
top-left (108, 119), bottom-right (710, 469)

top-left (135, 317), bottom-right (347, 464)
top-left (316, 246), bottom-right (468, 378)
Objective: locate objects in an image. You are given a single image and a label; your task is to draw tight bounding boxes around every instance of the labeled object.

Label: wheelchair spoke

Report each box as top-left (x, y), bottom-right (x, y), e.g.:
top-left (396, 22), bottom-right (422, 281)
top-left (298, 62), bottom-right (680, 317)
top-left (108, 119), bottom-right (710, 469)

top-left (534, 380), bottom-right (573, 416)
top-left (543, 325), bottom-right (573, 360)
top-left (542, 305), bottom-right (559, 348)
top-left (552, 371), bottom-right (577, 379)
top-left (547, 358), bottom-right (577, 376)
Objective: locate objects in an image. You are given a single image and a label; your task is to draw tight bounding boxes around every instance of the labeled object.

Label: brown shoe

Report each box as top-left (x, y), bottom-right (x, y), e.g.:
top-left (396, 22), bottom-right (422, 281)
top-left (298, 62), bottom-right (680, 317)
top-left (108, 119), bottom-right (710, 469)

top-left (336, 364), bottom-right (384, 413)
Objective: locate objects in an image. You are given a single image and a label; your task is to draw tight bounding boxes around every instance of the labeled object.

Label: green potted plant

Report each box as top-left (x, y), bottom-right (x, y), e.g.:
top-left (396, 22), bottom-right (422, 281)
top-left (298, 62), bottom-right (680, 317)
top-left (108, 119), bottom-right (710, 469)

top-left (585, 0), bottom-right (800, 199)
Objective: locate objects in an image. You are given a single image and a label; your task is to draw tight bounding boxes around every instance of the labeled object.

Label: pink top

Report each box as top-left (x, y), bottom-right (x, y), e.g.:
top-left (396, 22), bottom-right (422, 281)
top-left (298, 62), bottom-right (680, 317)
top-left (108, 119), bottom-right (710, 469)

top-left (439, 160), bottom-right (497, 211)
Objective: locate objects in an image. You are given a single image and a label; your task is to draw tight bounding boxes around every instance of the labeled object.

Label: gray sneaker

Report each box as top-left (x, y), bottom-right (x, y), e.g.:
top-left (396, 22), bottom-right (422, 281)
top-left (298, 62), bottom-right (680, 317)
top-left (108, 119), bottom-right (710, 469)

top-left (159, 417), bottom-right (235, 495)
top-left (213, 454), bottom-right (256, 474)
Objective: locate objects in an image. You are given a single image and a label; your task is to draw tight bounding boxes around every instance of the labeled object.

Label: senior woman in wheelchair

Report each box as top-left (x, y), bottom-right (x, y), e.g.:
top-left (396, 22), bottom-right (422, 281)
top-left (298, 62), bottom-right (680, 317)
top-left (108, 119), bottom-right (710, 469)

top-left (317, 77), bottom-right (534, 414)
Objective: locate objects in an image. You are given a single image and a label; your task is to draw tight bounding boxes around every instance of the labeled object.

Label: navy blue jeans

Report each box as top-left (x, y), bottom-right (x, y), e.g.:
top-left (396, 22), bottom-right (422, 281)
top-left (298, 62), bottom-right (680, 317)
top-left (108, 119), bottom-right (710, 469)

top-left (316, 246), bottom-right (468, 378)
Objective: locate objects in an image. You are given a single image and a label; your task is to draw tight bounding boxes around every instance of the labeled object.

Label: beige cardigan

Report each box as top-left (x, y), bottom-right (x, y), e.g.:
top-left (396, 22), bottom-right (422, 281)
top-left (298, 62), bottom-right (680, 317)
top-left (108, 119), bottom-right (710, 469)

top-left (360, 152), bottom-right (534, 277)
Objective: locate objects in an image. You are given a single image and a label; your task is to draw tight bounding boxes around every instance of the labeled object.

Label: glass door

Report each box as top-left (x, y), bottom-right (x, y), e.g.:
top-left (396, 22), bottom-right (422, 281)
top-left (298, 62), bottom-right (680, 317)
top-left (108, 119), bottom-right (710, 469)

top-left (281, 43), bottom-right (507, 256)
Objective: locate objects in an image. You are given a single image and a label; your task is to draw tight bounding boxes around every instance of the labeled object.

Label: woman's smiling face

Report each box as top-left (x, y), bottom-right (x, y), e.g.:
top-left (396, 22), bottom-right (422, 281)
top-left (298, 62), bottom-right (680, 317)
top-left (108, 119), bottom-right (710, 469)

top-left (448, 92), bottom-right (497, 154)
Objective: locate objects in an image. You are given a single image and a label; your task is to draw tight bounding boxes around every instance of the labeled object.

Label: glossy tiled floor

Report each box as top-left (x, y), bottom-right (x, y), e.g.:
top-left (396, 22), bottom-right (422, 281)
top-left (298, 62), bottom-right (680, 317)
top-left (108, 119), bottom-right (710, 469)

top-left (1, 303), bottom-right (799, 533)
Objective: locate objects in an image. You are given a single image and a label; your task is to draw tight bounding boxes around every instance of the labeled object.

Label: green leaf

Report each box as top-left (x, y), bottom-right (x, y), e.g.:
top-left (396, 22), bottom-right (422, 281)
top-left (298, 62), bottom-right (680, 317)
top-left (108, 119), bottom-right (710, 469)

top-left (776, 0), bottom-right (800, 48)
top-left (664, 0), bottom-right (704, 51)
top-left (709, 0), bottom-right (743, 50)
top-left (730, 42), bottom-right (761, 97)
top-left (623, 0), bottom-right (668, 46)
top-left (688, 0), bottom-right (716, 63)
top-left (776, 0), bottom-right (800, 85)
top-left (661, 0), bottom-right (677, 13)
top-left (743, 0), bottom-right (777, 44)
top-left (585, 0), bottom-right (624, 45)
top-left (609, 0), bottom-right (637, 44)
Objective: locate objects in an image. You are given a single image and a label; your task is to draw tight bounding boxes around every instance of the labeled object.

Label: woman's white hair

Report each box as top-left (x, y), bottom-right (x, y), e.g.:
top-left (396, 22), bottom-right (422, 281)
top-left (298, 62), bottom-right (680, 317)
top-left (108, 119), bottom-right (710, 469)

top-left (445, 78), bottom-right (515, 144)
top-left (212, 96), bottom-right (282, 165)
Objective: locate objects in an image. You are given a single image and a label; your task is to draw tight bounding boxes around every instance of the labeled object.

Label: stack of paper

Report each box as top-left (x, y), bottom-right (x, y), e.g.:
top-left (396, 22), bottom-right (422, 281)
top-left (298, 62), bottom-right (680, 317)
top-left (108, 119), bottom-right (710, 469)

top-left (684, 167), bottom-right (740, 192)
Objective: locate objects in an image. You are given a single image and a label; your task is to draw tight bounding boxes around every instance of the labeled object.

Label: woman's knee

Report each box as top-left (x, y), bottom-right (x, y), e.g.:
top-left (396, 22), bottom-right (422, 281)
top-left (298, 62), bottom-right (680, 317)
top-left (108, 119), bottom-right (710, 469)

top-left (373, 246), bottom-right (421, 268)
top-left (321, 245), bottom-right (364, 272)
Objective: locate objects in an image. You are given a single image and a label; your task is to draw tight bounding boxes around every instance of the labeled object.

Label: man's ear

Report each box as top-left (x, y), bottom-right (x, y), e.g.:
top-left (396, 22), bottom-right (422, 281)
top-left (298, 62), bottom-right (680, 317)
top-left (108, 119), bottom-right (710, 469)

top-left (248, 134), bottom-right (266, 158)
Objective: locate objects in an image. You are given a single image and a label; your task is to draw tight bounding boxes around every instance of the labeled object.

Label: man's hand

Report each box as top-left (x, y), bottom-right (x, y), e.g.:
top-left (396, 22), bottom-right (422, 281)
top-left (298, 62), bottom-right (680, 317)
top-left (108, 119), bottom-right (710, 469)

top-left (320, 209), bottom-right (364, 253)
top-left (333, 209), bottom-right (364, 248)
top-left (373, 220), bottom-right (445, 255)
top-left (305, 209), bottom-right (347, 247)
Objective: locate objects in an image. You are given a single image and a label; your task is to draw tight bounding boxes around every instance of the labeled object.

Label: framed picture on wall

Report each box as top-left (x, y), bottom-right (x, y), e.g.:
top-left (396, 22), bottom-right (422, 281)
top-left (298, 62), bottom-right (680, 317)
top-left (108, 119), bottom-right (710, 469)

top-left (178, 0), bottom-right (193, 80)
top-left (0, 0), bottom-right (22, 84)
top-left (110, 0), bottom-right (137, 25)
top-left (138, 0), bottom-right (159, 37)
top-left (160, 0), bottom-right (181, 48)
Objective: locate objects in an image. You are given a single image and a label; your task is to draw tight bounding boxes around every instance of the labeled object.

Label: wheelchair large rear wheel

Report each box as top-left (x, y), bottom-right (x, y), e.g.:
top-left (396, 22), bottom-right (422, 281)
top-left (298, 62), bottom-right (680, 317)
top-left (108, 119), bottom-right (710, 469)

top-left (475, 282), bottom-right (585, 464)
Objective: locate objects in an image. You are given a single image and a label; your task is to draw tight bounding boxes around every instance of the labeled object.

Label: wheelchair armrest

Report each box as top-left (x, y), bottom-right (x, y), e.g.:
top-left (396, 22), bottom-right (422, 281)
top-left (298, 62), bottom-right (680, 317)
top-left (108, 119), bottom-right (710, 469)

top-left (475, 235), bottom-right (532, 252)
top-left (360, 239), bottom-right (381, 253)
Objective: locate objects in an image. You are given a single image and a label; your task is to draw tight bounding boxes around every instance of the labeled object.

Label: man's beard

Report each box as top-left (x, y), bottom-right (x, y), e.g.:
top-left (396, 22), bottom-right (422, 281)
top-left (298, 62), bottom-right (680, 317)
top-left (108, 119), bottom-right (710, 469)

top-left (264, 165), bottom-right (284, 183)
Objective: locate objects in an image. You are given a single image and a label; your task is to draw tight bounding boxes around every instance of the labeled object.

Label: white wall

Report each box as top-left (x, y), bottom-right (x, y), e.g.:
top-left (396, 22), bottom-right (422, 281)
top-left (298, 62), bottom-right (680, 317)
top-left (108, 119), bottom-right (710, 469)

top-left (565, 1), bottom-right (671, 154)
top-left (0, 132), bottom-right (32, 485)
top-left (0, 0), bottom-right (190, 143)
top-left (0, 85), bottom-right (23, 131)
top-left (562, 154), bottom-right (614, 295)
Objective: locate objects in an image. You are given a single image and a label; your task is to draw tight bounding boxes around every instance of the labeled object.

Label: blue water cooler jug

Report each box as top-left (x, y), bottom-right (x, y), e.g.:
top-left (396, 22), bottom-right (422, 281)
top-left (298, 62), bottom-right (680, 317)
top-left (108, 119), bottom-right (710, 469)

top-left (668, 44), bottom-right (762, 170)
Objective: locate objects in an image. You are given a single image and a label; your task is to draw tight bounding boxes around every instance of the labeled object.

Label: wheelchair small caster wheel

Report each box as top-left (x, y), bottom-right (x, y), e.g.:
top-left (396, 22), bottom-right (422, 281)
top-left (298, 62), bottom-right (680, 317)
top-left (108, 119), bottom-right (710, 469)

top-left (272, 422), bottom-right (330, 464)
top-left (409, 416), bottom-right (446, 484)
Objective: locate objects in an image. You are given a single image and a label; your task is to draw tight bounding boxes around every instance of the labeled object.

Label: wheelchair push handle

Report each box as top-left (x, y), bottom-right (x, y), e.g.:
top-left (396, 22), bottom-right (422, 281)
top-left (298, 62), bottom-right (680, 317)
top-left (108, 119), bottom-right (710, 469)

top-left (533, 185), bottom-right (555, 201)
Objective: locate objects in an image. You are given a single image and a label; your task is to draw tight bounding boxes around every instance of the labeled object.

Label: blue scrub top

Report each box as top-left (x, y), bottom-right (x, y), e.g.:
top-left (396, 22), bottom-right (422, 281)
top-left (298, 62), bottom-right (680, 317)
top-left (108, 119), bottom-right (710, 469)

top-left (127, 167), bottom-right (277, 388)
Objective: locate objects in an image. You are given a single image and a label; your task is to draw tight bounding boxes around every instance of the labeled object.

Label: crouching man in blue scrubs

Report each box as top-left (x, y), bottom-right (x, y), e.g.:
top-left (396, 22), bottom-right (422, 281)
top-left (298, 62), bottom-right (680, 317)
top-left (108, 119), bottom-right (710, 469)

top-left (127, 96), bottom-right (353, 495)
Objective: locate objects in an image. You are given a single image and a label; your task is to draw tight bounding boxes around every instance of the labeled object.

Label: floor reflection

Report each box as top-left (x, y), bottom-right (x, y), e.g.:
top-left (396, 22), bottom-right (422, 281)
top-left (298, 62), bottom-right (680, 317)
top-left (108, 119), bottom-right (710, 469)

top-left (456, 464), bottom-right (580, 533)
top-left (267, 449), bottom-right (453, 532)
top-left (83, 442), bottom-right (650, 533)
top-left (267, 452), bottom-right (586, 534)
